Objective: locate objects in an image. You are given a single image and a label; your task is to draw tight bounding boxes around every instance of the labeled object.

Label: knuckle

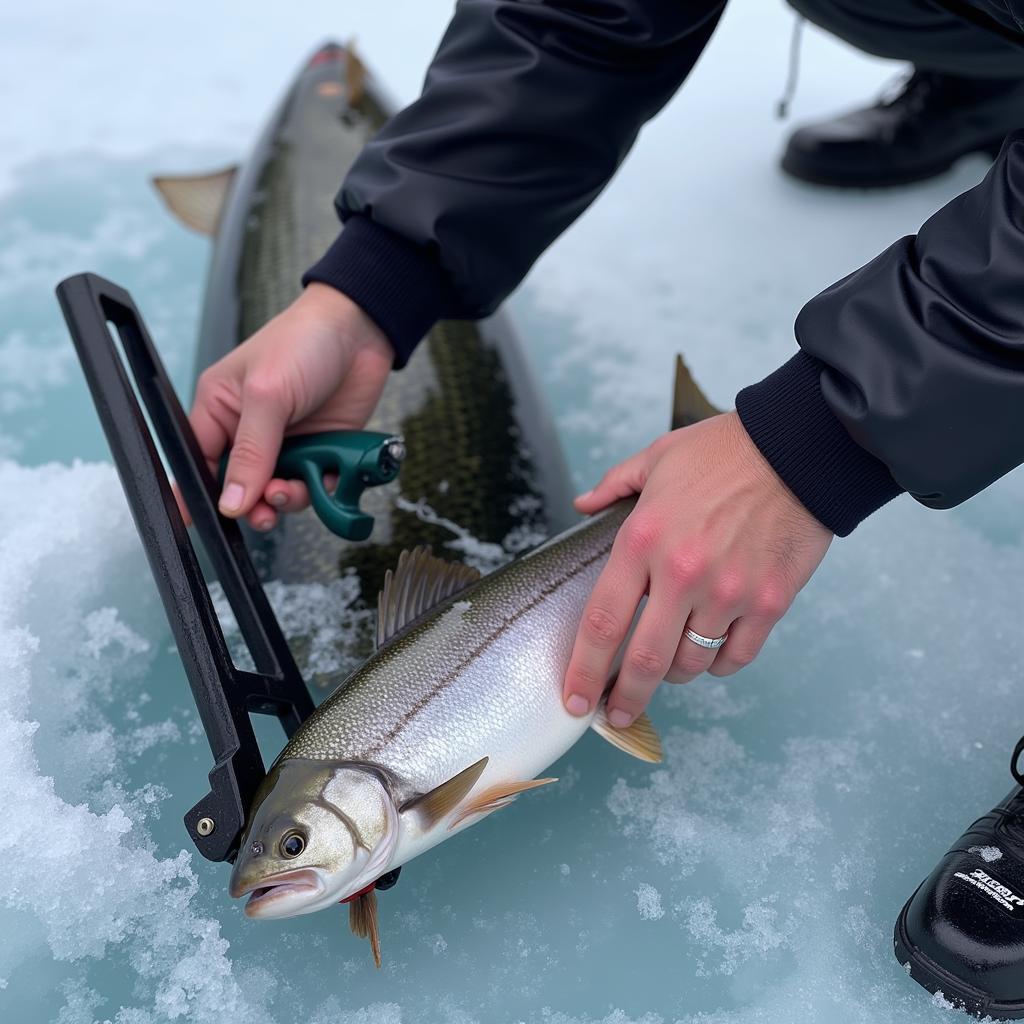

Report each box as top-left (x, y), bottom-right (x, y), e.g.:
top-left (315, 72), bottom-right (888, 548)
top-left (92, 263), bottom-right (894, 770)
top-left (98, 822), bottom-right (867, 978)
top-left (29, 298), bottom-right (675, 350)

top-left (709, 571), bottom-right (745, 612)
top-left (194, 369), bottom-right (216, 400)
top-left (227, 435), bottom-right (264, 471)
top-left (583, 606), bottom-right (622, 646)
top-left (673, 651), bottom-right (709, 677)
top-left (731, 647), bottom-right (758, 668)
top-left (195, 370), bottom-right (234, 409)
top-left (665, 668), bottom-right (693, 685)
top-left (666, 548), bottom-right (708, 591)
top-left (626, 645), bottom-right (666, 679)
top-left (620, 514), bottom-right (658, 559)
top-left (752, 583), bottom-right (790, 620)
top-left (729, 639), bottom-right (763, 669)
top-left (241, 372), bottom-right (282, 405)
top-left (567, 662), bottom-right (606, 693)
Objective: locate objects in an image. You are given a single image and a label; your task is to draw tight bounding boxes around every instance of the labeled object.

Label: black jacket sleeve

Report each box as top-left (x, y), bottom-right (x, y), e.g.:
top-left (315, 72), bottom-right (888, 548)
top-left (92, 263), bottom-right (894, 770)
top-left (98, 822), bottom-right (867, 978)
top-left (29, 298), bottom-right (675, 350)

top-left (303, 0), bottom-right (725, 366)
top-left (738, 133), bottom-right (1024, 535)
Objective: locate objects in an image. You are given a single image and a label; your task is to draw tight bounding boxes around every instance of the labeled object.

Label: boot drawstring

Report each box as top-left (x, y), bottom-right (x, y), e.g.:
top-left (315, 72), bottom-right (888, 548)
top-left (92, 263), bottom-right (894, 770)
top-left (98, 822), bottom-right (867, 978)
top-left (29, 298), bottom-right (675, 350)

top-left (776, 16), bottom-right (805, 120)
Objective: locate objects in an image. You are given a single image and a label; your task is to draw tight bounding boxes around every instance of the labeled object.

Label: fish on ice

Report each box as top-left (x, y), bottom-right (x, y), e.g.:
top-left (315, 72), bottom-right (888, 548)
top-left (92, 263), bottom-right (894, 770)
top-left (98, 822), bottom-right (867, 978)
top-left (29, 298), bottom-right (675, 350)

top-left (229, 358), bottom-right (718, 966)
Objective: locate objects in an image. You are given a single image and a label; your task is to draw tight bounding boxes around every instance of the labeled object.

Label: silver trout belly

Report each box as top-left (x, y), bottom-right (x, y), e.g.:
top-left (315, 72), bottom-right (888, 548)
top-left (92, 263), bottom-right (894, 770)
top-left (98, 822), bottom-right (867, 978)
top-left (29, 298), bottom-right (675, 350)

top-left (282, 501), bottom-right (634, 794)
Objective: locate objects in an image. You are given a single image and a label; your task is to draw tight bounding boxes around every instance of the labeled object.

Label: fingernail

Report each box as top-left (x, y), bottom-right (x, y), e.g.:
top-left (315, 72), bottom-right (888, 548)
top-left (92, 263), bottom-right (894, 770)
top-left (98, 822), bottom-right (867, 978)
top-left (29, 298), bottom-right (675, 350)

top-left (566, 694), bottom-right (590, 717)
top-left (576, 489), bottom-right (593, 502)
top-left (268, 492), bottom-right (287, 508)
top-left (256, 519), bottom-right (274, 533)
top-left (219, 482), bottom-right (244, 513)
top-left (609, 708), bottom-right (633, 729)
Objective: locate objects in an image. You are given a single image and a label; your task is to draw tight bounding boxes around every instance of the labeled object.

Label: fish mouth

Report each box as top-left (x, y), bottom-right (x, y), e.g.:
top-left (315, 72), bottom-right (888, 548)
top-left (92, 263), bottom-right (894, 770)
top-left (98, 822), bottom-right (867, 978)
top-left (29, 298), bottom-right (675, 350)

top-left (232, 868), bottom-right (325, 918)
top-left (307, 41), bottom-right (345, 68)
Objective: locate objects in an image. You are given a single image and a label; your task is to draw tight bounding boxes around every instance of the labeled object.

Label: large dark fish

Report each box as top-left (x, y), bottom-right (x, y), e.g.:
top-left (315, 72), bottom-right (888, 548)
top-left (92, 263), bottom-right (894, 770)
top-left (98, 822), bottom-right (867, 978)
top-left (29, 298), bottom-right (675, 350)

top-left (153, 42), bottom-right (575, 630)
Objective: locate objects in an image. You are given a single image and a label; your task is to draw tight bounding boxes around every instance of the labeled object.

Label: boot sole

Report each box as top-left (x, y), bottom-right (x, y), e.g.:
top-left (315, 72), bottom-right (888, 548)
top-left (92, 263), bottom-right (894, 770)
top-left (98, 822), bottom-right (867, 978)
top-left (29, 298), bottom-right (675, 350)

top-left (894, 892), bottom-right (1024, 1019)
top-left (780, 137), bottom-right (1006, 189)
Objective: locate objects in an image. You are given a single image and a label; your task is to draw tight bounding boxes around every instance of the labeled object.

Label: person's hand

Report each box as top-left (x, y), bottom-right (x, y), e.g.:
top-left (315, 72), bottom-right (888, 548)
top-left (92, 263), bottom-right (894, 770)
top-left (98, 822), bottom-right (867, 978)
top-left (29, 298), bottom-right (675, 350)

top-left (184, 283), bottom-right (393, 530)
top-left (562, 411), bottom-right (833, 725)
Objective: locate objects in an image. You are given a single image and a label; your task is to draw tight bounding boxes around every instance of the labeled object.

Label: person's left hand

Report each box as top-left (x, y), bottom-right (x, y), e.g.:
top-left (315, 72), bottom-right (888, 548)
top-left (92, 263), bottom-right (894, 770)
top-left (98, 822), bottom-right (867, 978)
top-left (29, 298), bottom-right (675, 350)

top-left (562, 411), bottom-right (833, 726)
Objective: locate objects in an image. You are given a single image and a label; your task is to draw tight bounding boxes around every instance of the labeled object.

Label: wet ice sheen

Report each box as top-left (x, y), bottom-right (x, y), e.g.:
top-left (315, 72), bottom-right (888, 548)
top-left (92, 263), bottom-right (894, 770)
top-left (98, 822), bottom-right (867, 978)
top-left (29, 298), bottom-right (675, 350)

top-left (1, 1), bottom-right (1020, 1021)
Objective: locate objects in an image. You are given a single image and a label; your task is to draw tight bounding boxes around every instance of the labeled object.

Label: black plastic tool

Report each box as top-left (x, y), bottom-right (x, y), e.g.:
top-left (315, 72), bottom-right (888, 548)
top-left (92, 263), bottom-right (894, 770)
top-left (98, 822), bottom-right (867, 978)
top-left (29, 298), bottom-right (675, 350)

top-left (55, 272), bottom-right (401, 896)
top-left (57, 272), bottom-right (313, 862)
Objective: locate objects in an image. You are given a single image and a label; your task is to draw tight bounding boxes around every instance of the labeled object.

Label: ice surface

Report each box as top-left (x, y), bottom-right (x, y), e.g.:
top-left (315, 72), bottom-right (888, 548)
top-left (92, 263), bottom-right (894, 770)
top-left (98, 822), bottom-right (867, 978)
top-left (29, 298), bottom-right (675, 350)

top-left (0, 462), bottom-right (267, 1021)
top-left (3, 0), bottom-right (1022, 1021)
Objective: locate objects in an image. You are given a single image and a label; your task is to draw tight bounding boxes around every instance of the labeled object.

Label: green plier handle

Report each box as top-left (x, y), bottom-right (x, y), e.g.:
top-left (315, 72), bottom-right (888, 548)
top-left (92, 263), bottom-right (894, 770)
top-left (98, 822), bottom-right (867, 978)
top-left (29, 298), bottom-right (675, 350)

top-left (220, 430), bottom-right (406, 541)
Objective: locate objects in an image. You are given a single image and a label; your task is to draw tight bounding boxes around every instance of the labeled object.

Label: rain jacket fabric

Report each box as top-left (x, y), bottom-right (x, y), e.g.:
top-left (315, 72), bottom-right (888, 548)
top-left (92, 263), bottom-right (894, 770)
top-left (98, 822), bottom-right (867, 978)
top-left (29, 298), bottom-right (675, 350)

top-left (303, 0), bottom-right (1024, 536)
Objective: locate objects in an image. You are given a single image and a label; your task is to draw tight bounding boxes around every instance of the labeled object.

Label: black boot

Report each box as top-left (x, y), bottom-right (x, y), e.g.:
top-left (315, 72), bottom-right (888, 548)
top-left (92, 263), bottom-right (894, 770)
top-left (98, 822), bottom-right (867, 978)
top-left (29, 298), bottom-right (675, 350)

top-left (896, 745), bottom-right (1024, 1019)
top-left (781, 70), bottom-right (1023, 187)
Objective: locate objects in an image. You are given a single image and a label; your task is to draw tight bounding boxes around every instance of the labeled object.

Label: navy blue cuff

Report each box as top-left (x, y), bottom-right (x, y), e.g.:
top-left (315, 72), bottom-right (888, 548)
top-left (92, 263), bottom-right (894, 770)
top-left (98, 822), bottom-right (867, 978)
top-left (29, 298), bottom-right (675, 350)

top-left (736, 352), bottom-right (903, 537)
top-left (302, 216), bottom-right (455, 369)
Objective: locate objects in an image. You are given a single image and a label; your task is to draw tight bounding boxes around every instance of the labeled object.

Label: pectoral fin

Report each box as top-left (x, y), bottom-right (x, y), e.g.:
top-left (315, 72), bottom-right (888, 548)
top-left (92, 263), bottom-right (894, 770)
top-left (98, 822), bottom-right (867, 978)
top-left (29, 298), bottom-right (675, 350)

top-left (348, 889), bottom-right (382, 968)
top-left (151, 165), bottom-right (238, 236)
top-left (448, 777), bottom-right (558, 830)
top-left (591, 705), bottom-right (663, 763)
top-left (400, 756), bottom-right (489, 830)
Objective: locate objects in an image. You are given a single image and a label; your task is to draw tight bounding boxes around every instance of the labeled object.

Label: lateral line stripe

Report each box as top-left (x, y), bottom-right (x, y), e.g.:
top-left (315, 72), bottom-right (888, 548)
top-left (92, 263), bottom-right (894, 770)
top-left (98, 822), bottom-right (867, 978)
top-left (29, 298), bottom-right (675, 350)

top-left (360, 538), bottom-right (613, 759)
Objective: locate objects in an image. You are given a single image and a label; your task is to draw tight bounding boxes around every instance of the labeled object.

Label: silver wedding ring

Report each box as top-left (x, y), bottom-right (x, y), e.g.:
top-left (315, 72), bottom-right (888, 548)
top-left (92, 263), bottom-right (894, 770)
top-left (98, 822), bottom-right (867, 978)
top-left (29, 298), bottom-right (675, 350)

top-left (684, 627), bottom-right (728, 651)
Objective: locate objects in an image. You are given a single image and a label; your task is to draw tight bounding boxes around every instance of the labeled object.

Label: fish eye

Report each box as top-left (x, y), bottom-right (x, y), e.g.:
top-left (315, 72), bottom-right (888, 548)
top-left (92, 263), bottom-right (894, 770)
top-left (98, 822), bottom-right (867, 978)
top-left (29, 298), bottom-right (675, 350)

top-left (280, 831), bottom-right (306, 858)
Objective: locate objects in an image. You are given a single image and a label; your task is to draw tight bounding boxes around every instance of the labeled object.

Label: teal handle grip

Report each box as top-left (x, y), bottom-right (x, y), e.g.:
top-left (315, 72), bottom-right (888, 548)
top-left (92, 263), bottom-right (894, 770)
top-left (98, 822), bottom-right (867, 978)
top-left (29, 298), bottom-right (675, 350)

top-left (219, 430), bottom-right (406, 541)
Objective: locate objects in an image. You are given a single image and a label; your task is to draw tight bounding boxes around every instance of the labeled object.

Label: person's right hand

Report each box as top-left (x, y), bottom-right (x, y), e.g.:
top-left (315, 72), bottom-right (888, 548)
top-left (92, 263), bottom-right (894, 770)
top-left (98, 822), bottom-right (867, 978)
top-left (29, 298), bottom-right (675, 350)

top-left (184, 282), bottom-right (393, 531)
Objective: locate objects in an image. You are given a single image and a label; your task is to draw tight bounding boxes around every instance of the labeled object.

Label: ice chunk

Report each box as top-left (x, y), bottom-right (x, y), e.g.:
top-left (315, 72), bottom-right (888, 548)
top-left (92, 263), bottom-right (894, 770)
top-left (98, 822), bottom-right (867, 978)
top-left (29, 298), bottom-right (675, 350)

top-left (969, 846), bottom-right (1004, 863)
top-left (634, 883), bottom-right (664, 921)
top-left (210, 573), bottom-right (373, 680)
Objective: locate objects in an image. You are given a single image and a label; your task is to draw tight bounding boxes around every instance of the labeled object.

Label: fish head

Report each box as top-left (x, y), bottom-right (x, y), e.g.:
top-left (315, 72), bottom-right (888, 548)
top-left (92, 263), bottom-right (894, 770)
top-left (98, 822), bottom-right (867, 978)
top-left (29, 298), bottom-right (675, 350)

top-left (229, 758), bottom-right (398, 919)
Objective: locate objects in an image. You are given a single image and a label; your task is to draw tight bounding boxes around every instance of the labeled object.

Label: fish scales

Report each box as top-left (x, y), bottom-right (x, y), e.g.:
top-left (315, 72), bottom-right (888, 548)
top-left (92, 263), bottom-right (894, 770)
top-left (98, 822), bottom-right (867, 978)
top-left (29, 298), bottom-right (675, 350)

top-left (281, 502), bottom-right (632, 794)
top-left (209, 48), bottom-right (618, 945)
top-left (194, 51), bottom-right (574, 617)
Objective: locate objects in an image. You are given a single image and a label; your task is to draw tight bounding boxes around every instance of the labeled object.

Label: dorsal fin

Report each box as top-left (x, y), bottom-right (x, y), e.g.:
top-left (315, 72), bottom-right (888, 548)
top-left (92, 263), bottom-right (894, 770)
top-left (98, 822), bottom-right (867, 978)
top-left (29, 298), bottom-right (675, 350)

top-left (671, 354), bottom-right (721, 430)
top-left (151, 165), bottom-right (239, 236)
top-left (376, 546), bottom-right (481, 647)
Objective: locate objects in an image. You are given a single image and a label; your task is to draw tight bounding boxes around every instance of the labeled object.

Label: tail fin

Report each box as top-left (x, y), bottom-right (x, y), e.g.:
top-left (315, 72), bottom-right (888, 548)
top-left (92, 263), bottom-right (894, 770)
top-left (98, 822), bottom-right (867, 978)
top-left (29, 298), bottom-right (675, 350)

top-left (345, 40), bottom-right (368, 105)
top-left (671, 354), bottom-right (721, 430)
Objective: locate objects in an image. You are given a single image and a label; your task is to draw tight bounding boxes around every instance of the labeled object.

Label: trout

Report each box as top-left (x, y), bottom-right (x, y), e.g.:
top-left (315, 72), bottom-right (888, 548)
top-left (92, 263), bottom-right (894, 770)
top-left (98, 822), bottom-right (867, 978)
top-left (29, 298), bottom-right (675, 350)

top-left (229, 357), bottom-right (719, 966)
